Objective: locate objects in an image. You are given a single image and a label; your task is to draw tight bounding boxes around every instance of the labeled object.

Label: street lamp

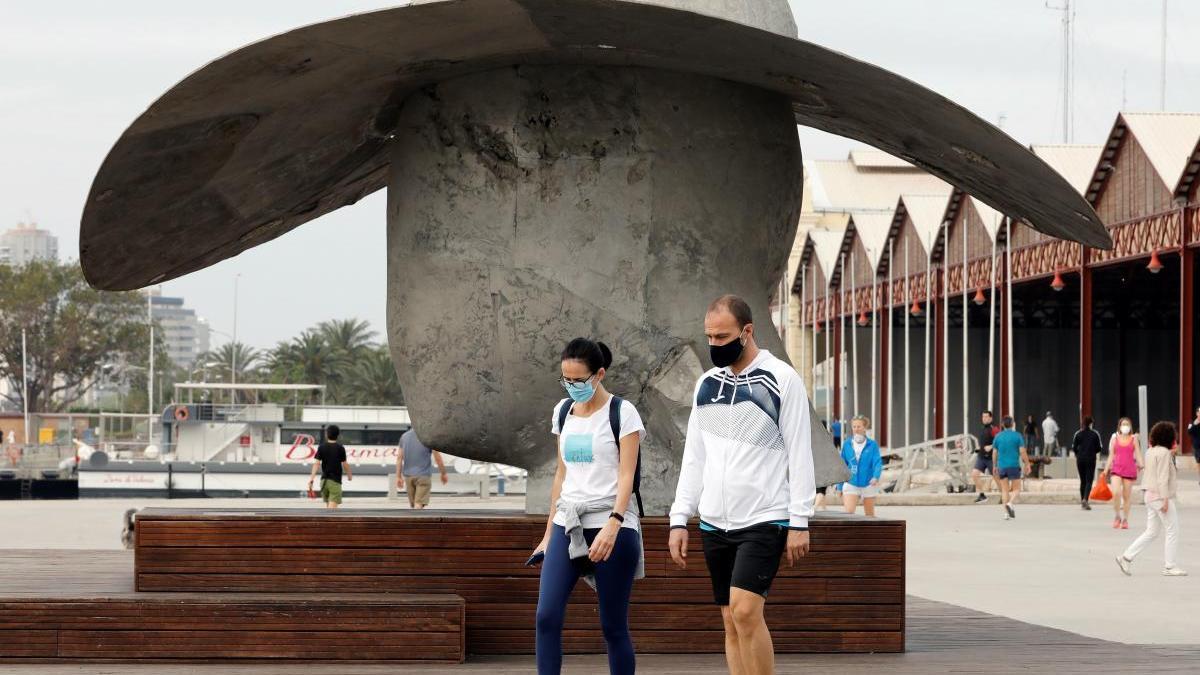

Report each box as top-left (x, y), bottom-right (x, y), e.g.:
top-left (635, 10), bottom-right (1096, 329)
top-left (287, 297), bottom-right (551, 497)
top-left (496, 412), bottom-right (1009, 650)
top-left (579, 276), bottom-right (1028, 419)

top-left (207, 328), bottom-right (238, 384)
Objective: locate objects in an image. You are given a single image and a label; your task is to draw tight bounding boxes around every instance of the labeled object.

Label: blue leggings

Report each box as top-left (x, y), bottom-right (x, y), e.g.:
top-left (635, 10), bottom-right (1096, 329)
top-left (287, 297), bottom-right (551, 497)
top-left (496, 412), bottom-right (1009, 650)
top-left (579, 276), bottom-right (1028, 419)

top-left (536, 524), bottom-right (640, 674)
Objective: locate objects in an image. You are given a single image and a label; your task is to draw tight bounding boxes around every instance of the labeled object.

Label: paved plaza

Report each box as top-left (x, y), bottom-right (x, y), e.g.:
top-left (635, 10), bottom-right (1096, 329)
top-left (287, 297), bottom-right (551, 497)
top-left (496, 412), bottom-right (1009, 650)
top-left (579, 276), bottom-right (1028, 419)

top-left (3, 463), bottom-right (1199, 672)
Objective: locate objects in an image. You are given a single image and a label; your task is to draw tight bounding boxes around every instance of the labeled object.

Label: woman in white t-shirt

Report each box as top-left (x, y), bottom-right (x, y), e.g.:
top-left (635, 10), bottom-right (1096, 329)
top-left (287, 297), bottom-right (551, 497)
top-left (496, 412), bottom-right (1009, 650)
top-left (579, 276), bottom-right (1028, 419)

top-left (531, 338), bottom-right (644, 675)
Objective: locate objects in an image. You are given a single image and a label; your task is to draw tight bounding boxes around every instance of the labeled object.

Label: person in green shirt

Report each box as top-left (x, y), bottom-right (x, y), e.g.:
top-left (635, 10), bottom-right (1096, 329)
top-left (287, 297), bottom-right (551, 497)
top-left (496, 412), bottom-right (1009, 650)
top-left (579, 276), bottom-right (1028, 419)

top-left (992, 417), bottom-right (1029, 521)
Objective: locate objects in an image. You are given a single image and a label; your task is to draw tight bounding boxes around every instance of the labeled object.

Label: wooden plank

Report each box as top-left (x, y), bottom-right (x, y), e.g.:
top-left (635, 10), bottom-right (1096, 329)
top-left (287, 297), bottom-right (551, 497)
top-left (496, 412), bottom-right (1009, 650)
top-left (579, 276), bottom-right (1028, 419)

top-left (135, 574), bottom-right (906, 605)
top-left (0, 595), bottom-right (465, 663)
top-left (126, 510), bottom-right (906, 656)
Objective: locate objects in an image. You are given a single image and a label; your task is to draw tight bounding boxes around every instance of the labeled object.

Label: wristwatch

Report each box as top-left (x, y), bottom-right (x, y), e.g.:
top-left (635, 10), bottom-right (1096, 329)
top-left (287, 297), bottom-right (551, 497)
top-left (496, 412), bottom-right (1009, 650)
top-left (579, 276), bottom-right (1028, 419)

top-left (609, 511), bottom-right (625, 523)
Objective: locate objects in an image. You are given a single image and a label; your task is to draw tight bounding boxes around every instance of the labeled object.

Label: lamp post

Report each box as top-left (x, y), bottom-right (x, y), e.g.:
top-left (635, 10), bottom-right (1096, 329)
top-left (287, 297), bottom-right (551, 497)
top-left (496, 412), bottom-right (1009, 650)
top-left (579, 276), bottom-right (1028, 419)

top-left (21, 328), bottom-right (30, 447)
top-left (232, 274), bottom-right (241, 385)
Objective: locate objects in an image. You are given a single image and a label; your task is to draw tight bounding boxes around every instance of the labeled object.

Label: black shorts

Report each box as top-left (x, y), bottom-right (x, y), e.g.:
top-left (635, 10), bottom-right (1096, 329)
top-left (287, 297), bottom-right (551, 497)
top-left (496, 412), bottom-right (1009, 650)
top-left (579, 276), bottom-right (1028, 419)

top-left (700, 522), bottom-right (788, 606)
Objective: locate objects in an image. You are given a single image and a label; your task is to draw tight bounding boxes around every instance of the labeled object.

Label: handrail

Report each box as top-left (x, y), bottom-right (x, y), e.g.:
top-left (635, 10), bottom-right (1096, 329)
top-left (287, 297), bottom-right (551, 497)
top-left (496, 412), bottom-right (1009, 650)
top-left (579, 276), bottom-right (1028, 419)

top-left (887, 433), bottom-right (978, 493)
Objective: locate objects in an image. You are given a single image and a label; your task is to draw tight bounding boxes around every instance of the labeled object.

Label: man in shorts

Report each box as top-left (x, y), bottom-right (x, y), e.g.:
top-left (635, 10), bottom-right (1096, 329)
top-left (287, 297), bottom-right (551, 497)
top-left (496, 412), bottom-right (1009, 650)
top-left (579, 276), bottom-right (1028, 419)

top-left (308, 425), bottom-right (351, 509)
top-left (669, 295), bottom-right (815, 675)
top-left (396, 428), bottom-right (448, 509)
top-left (972, 410), bottom-right (999, 503)
top-left (992, 416), bottom-right (1030, 520)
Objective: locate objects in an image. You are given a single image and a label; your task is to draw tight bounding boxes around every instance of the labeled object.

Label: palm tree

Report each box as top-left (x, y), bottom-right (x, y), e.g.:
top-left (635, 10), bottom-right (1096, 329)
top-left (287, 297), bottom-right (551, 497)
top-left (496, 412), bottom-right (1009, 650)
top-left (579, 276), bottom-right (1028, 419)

top-left (195, 343), bottom-right (260, 384)
top-left (265, 330), bottom-right (346, 403)
top-left (348, 346), bottom-right (404, 406)
top-left (318, 319), bottom-right (375, 360)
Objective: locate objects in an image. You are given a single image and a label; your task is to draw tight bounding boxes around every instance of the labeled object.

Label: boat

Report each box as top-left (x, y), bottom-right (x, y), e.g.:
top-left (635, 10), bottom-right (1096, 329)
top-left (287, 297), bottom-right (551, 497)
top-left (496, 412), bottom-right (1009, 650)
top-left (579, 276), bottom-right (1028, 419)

top-left (76, 382), bottom-right (526, 498)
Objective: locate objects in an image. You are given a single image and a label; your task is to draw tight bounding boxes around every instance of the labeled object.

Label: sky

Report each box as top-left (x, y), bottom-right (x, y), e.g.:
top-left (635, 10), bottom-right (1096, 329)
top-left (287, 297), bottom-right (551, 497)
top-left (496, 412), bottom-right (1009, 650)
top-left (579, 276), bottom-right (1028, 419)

top-left (2, 1), bottom-right (1197, 350)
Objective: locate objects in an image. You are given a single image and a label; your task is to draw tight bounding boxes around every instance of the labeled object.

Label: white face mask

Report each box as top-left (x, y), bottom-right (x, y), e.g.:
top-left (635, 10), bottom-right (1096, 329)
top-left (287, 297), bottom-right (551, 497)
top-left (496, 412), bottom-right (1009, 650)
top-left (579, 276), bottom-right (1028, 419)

top-left (1120, 425), bottom-right (1132, 435)
top-left (853, 434), bottom-right (866, 443)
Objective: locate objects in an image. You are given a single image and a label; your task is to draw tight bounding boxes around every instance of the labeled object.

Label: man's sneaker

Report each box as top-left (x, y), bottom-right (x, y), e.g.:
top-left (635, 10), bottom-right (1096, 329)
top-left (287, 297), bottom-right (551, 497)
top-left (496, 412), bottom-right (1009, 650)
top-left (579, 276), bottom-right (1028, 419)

top-left (1115, 555), bottom-right (1132, 576)
top-left (1005, 504), bottom-right (1015, 519)
top-left (974, 493), bottom-right (988, 503)
top-left (1163, 567), bottom-right (1189, 577)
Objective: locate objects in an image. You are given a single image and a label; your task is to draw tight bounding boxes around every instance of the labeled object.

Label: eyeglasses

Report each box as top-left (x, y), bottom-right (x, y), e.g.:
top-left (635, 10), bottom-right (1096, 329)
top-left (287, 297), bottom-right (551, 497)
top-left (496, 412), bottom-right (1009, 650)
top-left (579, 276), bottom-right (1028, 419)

top-left (559, 374), bottom-right (594, 386)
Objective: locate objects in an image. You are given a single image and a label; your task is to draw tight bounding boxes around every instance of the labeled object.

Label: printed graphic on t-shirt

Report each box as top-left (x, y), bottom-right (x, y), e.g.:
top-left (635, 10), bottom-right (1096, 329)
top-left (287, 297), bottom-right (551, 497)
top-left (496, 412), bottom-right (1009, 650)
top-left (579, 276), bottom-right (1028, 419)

top-left (695, 369), bottom-right (785, 452)
top-left (563, 434), bottom-right (595, 463)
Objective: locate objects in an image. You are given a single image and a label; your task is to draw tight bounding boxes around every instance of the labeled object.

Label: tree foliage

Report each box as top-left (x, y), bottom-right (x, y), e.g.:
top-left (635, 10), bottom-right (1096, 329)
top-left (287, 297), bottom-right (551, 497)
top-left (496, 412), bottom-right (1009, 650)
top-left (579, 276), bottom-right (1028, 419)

top-left (0, 260), bottom-right (150, 413)
top-left (195, 318), bottom-right (402, 407)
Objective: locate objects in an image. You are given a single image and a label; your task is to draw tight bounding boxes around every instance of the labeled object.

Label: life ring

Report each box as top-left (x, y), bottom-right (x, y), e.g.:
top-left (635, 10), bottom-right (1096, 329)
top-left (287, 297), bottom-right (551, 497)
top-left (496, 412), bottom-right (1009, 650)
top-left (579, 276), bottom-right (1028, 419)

top-left (174, 406), bottom-right (190, 421)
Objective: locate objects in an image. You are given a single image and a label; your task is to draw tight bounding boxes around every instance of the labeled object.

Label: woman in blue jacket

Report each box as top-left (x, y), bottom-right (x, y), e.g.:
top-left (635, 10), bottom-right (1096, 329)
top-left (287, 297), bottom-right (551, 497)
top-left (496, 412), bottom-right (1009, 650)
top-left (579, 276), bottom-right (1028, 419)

top-left (841, 415), bottom-right (882, 516)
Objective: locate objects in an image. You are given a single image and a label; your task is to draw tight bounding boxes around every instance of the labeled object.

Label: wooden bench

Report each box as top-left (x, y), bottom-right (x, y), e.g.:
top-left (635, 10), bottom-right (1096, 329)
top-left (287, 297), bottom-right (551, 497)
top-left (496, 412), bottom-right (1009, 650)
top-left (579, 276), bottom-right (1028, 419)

top-left (0, 591), bottom-right (464, 663)
top-left (135, 509), bottom-right (904, 654)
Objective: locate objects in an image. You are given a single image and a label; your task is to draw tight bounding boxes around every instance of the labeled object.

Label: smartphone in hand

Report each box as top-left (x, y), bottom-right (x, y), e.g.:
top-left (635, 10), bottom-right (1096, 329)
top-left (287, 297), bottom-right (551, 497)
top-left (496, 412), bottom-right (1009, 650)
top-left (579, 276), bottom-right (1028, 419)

top-left (525, 551), bottom-right (546, 567)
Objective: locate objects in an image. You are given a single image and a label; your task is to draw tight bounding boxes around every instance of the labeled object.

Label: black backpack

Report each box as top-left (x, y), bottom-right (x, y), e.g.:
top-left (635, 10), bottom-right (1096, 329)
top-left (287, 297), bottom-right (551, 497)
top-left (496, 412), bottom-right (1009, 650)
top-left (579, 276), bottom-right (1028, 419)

top-left (557, 395), bottom-right (644, 517)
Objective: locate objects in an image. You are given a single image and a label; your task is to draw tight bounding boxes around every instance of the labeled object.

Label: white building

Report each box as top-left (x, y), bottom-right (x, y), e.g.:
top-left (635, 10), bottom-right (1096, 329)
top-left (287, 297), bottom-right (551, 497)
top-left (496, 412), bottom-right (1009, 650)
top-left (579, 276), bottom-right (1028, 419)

top-left (148, 292), bottom-right (211, 369)
top-left (0, 221), bottom-right (58, 266)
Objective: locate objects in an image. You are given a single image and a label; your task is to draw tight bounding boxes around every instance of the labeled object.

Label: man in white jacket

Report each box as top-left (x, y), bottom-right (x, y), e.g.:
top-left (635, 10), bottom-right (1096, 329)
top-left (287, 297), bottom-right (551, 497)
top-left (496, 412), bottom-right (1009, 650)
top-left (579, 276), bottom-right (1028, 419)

top-left (668, 294), bottom-right (815, 675)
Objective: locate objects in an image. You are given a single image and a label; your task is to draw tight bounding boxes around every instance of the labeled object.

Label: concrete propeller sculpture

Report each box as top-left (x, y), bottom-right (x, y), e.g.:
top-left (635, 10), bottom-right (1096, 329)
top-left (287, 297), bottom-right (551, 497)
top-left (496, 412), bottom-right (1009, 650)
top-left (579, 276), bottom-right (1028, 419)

top-left (81, 0), bottom-right (1111, 513)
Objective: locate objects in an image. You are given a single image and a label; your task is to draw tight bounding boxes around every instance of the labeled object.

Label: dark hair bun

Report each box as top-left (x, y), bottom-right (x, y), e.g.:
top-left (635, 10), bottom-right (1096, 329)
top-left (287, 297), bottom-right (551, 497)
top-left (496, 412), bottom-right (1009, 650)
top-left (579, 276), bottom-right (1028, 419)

top-left (596, 342), bottom-right (613, 369)
top-left (561, 337), bottom-right (613, 373)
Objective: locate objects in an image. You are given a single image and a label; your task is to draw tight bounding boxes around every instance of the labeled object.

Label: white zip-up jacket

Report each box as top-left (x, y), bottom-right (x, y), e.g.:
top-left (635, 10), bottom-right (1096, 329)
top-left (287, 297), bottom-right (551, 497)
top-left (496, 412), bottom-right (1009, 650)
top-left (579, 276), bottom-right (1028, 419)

top-left (669, 349), bottom-right (816, 531)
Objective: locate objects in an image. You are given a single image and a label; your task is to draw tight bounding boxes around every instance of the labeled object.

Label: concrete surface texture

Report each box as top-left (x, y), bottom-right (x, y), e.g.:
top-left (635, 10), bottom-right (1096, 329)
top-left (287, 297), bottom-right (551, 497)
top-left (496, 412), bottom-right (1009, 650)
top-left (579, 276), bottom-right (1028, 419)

top-left (7, 462), bottom-right (1200, 646)
top-left (386, 64), bottom-right (851, 513)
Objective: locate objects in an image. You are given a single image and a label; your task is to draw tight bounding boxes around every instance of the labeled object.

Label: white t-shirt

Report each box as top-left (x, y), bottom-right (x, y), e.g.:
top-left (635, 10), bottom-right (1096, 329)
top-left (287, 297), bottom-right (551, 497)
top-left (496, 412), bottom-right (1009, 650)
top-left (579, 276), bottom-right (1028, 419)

top-left (852, 438), bottom-right (866, 460)
top-left (551, 394), bottom-right (645, 531)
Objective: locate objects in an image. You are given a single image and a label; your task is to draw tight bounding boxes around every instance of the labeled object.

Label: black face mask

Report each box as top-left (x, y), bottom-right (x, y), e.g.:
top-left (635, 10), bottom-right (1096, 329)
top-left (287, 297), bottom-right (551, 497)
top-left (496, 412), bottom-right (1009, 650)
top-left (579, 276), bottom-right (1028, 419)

top-left (709, 331), bottom-right (746, 369)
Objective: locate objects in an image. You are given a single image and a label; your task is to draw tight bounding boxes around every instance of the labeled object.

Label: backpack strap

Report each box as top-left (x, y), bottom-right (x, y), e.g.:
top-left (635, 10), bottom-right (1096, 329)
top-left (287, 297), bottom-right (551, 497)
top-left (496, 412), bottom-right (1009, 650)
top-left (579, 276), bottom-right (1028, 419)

top-left (609, 396), bottom-right (645, 518)
top-left (556, 398), bottom-right (572, 436)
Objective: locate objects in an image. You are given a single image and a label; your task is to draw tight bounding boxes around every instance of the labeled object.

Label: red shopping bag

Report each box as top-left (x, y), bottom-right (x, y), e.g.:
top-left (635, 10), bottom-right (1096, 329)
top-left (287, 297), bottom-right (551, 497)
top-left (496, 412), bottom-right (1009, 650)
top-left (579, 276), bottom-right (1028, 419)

top-left (1089, 472), bottom-right (1112, 502)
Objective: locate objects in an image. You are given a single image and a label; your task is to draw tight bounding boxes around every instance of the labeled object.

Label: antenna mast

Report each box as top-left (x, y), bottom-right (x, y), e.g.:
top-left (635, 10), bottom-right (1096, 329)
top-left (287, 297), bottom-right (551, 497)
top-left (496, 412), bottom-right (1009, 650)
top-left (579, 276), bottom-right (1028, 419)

top-left (1046, 0), bottom-right (1074, 142)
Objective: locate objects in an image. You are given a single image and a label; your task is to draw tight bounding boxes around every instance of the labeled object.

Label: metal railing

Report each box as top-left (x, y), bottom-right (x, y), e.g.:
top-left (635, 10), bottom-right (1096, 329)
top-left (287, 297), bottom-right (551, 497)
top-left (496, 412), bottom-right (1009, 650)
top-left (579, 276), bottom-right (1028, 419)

top-left (1, 444), bottom-right (79, 480)
top-left (887, 433), bottom-right (979, 493)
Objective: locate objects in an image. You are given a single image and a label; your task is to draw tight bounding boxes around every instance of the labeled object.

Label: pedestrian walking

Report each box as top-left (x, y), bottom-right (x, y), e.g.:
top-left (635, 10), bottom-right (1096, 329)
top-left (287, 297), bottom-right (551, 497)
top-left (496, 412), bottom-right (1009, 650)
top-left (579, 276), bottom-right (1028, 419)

top-left (971, 410), bottom-right (1000, 503)
top-left (840, 415), bottom-right (882, 516)
top-left (307, 425), bottom-right (352, 509)
top-left (992, 417), bottom-right (1029, 520)
top-left (1115, 421), bottom-right (1187, 577)
top-left (1104, 417), bottom-right (1144, 530)
top-left (1042, 411), bottom-right (1059, 457)
top-left (1023, 415), bottom-right (1040, 457)
top-left (396, 429), bottom-right (449, 509)
top-left (669, 294), bottom-right (814, 675)
top-left (532, 337), bottom-right (645, 675)
top-left (1070, 416), bottom-right (1104, 510)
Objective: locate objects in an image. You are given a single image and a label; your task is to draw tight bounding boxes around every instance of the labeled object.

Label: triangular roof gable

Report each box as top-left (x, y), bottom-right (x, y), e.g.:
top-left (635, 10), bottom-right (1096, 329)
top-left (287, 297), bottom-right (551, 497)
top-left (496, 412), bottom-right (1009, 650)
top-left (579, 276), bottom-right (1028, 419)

top-left (810, 227), bottom-right (854, 290)
top-left (1176, 135), bottom-right (1200, 202)
top-left (1087, 112), bottom-right (1200, 207)
top-left (1032, 144), bottom-right (1102, 195)
top-left (899, 193), bottom-right (952, 254)
top-left (848, 210), bottom-right (895, 271)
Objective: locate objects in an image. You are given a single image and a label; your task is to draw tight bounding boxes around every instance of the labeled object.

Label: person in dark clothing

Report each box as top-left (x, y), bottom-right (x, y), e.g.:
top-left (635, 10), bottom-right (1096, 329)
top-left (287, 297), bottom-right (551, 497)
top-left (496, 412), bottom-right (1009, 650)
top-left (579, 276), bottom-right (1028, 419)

top-left (1023, 415), bottom-right (1040, 456)
top-left (972, 411), bottom-right (999, 503)
top-left (1071, 416), bottom-right (1104, 510)
top-left (308, 424), bottom-right (352, 509)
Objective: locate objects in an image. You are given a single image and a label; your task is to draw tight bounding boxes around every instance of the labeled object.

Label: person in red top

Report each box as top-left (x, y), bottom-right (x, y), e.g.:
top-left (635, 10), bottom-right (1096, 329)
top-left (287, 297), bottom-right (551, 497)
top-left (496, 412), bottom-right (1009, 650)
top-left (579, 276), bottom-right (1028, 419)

top-left (1103, 417), bottom-right (1144, 529)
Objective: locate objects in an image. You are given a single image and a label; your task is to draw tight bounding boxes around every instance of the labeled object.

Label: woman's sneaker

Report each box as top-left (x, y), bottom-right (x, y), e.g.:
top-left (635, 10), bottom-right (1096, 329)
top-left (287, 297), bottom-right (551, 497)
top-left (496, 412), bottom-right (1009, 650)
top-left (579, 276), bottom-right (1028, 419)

top-left (1120, 519), bottom-right (1129, 530)
top-left (1115, 556), bottom-right (1132, 576)
top-left (975, 493), bottom-right (987, 503)
top-left (1162, 567), bottom-right (1189, 577)
top-left (1111, 518), bottom-right (1121, 529)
